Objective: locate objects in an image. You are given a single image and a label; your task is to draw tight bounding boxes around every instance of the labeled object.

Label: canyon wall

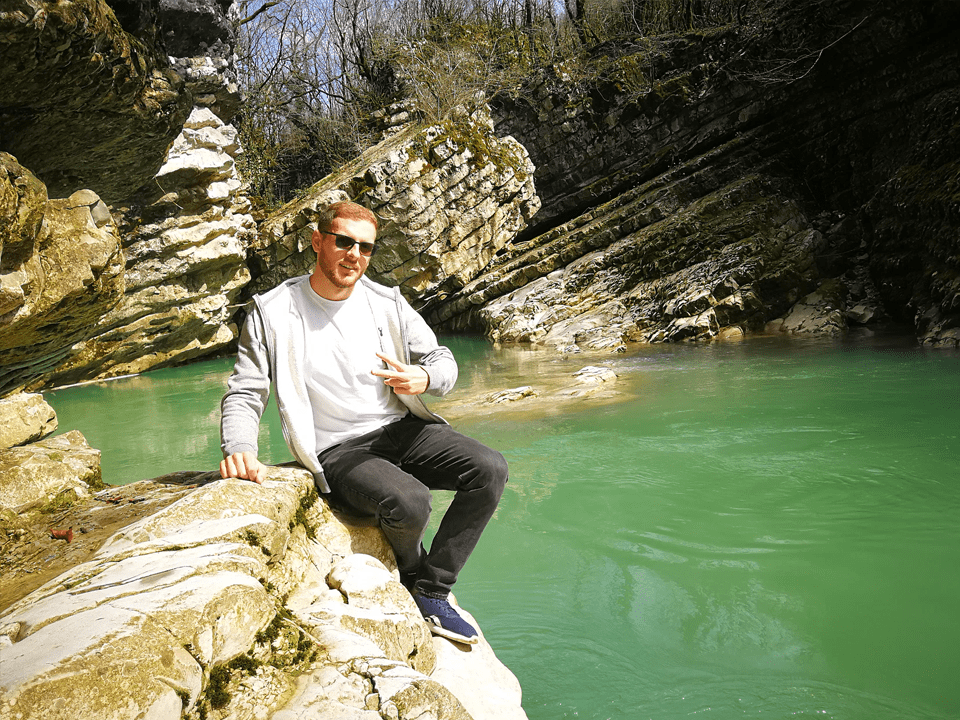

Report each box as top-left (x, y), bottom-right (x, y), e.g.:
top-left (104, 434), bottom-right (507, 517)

top-left (424, 0), bottom-right (959, 349)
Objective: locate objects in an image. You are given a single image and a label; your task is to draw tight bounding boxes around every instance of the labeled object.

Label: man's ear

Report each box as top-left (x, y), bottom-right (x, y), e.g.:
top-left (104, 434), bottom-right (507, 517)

top-left (311, 229), bottom-right (322, 253)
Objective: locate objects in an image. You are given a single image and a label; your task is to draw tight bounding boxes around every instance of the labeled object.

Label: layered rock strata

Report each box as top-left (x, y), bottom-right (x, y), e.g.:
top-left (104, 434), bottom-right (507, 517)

top-left (0, 0), bottom-right (191, 204)
top-left (0, 155), bottom-right (125, 395)
top-left (39, 107), bottom-right (254, 385)
top-left (1, 0), bottom-right (246, 390)
top-left (435, 2), bottom-right (960, 348)
top-left (38, 108), bottom-right (255, 384)
top-left (431, 167), bottom-right (823, 349)
top-left (251, 109), bottom-right (540, 304)
top-left (157, 0), bottom-right (240, 121)
top-left (0, 467), bottom-right (526, 720)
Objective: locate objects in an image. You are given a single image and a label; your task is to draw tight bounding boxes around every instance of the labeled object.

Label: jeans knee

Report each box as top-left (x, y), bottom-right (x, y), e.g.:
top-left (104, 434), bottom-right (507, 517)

top-left (472, 448), bottom-right (509, 496)
top-left (380, 483), bottom-right (432, 530)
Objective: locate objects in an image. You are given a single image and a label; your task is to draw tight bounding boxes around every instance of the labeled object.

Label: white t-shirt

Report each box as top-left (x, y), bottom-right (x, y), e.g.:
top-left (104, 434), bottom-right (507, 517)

top-left (297, 281), bottom-right (407, 451)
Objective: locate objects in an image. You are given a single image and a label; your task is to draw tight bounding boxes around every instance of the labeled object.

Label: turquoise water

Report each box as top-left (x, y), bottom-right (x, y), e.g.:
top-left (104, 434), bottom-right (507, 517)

top-left (47, 333), bottom-right (960, 719)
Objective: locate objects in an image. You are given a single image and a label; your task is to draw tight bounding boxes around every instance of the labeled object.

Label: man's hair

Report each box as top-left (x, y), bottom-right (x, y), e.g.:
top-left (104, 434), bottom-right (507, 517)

top-left (316, 201), bottom-right (378, 236)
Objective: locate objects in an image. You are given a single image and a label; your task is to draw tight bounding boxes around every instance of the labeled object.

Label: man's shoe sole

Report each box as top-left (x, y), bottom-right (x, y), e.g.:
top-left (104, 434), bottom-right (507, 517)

top-left (423, 616), bottom-right (479, 645)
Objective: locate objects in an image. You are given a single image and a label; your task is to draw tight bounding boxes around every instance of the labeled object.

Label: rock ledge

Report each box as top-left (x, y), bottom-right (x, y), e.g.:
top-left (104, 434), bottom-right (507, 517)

top-left (0, 467), bottom-right (525, 720)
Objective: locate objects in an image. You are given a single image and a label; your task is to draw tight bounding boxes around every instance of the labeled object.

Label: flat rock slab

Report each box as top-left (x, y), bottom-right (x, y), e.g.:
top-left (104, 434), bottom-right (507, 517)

top-left (0, 471), bottom-right (211, 613)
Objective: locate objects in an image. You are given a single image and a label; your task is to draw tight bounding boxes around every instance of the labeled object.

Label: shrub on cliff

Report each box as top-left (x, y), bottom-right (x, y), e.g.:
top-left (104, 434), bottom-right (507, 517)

top-left (232, 0), bottom-right (759, 206)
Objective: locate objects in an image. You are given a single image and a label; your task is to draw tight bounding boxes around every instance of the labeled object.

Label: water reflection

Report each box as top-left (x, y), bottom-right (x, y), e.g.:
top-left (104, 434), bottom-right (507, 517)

top-left (43, 332), bottom-right (960, 720)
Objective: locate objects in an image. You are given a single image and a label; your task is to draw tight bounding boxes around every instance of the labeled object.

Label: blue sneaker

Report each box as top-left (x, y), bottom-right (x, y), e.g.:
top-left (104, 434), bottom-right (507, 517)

top-left (413, 594), bottom-right (479, 644)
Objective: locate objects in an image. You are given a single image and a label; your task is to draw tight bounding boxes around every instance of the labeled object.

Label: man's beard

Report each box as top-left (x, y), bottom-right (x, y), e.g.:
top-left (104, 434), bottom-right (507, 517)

top-left (322, 262), bottom-right (359, 289)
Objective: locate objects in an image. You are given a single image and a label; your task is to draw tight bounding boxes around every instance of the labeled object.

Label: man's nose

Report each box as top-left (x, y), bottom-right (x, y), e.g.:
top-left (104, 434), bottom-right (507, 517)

top-left (346, 242), bottom-right (362, 259)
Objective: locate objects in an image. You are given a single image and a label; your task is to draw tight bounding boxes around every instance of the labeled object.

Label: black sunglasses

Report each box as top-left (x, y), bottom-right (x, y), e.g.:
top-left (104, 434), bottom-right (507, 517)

top-left (326, 231), bottom-right (377, 257)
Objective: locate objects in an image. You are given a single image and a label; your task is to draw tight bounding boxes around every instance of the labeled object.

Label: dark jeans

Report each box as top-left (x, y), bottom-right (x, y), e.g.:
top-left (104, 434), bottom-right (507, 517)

top-left (318, 415), bottom-right (508, 597)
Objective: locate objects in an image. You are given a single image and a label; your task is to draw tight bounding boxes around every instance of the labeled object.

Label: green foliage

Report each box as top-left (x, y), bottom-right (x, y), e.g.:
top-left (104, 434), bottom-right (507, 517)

top-left (40, 491), bottom-right (75, 514)
top-left (242, 529), bottom-right (271, 556)
top-left (255, 607), bottom-right (294, 646)
top-left (228, 653), bottom-right (263, 674)
top-left (198, 654), bottom-right (262, 713)
top-left (234, 0), bottom-right (759, 205)
top-left (293, 631), bottom-right (316, 665)
top-left (84, 467), bottom-right (105, 491)
top-left (205, 665), bottom-right (232, 710)
top-left (288, 487), bottom-right (319, 539)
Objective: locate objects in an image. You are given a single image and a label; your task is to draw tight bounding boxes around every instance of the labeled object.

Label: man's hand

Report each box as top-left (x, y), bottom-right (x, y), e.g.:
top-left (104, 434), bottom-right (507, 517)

top-left (220, 451), bottom-right (266, 484)
top-left (372, 353), bottom-right (429, 395)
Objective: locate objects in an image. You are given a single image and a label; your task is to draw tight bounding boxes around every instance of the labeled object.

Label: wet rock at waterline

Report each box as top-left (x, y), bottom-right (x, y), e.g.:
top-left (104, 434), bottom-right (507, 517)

top-left (467, 365), bottom-right (621, 411)
top-left (435, 176), bottom-right (824, 349)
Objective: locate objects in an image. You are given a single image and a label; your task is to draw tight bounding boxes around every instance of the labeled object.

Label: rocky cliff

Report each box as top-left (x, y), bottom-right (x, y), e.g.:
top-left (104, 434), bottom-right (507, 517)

top-left (424, 0), bottom-right (959, 349)
top-left (0, 154), bottom-right (125, 396)
top-left (4, 0), bottom-right (958, 395)
top-left (250, 106), bottom-right (540, 304)
top-left (0, 0), bottom-right (249, 393)
top-left (0, 0), bottom-right (238, 204)
top-left (38, 106), bottom-right (255, 387)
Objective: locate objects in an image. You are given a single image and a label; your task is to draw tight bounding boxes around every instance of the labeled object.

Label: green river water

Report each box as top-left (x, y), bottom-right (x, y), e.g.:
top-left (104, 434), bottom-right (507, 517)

top-left (46, 332), bottom-right (959, 720)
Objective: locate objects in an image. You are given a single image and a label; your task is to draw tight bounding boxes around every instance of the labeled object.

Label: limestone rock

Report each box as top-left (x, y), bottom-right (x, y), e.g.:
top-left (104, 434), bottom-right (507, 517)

top-left (0, 466), bottom-right (527, 720)
top-left (251, 107), bottom-right (540, 304)
top-left (431, 626), bottom-right (526, 720)
top-left (0, 153), bottom-right (46, 299)
top-left (158, 0), bottom-right (240, 121)
top-left (438, 175), bottom-right (822, 348)
top-left (462, 4), bottom-right (960, 348)
top-left (0, 430), bottom-right (101, 514)
top-left (573, 366), bottom-right (618, 385)
top-left (767, 280), bottom-right (847, 336)
top-left (307, 554), bottom-right (437, 675)
top-left (487, 387), bottom-right (537, 403)
top-left (0, 156), bottom-right (125, 395)
top-left (0, 0), bottom-right (192, 204)
top-left (0, 393), bottom-right (57, 450)
top-left (41, 107), bottom-right (254, 385)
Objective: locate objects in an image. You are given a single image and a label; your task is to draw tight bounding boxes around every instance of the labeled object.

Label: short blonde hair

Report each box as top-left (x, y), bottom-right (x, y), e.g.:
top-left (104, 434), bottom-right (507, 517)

top-left (317, 201), bottom-right (378, 236)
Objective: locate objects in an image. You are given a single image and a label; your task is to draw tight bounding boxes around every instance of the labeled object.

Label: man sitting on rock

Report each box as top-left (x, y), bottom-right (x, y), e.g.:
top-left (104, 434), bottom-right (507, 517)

top-left (219, 200), bottom-right (508, 645)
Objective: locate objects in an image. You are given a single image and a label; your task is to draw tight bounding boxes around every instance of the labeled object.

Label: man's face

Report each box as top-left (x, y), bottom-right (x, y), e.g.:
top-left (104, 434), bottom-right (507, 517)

top-left (311, 217), bottom-right (377, 296)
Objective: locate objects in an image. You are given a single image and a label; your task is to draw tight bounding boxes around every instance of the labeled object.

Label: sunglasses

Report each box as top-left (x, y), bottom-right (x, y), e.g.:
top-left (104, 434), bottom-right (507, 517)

top-left (326, 231), bottom-right (377, 257)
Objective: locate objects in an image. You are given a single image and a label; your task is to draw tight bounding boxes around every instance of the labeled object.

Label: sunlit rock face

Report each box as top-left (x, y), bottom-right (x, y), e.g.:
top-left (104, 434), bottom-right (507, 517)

top-left (39, 107), bottom-right (254, 386)
top-left (428, 1), bottom-right (960, 348)
top-left (250, 106), bottom-right (540, 306)
top-left (0, 155), bottom-right (125, 396)
top-left (432, 173), bottom-right (824, 350)
top-left (0, 430), bottom-right (102, 514)
top-left (0, 467), bottom-right (527, 720)
top-left (0, 393), bottom-right (57, 451)
top-left (0, 0), bottom-right (191, 205)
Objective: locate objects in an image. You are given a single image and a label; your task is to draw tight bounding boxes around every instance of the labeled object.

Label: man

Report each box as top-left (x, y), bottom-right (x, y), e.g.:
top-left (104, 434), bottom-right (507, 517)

top-left (220, 201), bottom-right (507, 644)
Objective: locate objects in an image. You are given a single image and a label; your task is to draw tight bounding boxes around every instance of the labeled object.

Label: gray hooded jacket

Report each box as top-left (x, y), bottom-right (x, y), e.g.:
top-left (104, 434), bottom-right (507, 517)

top-left (220, 275), bottom-right (457, 493)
